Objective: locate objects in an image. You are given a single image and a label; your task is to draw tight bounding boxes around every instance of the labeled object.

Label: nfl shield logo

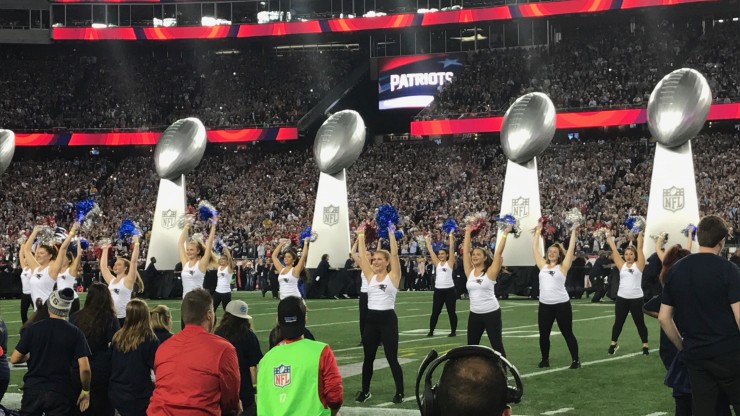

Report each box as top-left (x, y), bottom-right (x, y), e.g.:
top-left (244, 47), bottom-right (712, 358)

top-left (663, 187), bottom-right (685, 213)
top-left (273, 364), bottom-right (291, 388)
top-left (323, 205), bottom-right (339, 227)
top-left (512, 197), bottom-right (530, 219)
top-left (162, 209), bottom-right (177, 229)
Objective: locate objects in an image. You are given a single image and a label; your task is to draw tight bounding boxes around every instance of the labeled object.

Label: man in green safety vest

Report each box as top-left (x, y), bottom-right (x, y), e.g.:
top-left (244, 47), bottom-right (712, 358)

top-left (257, 296), bottom-right (344, 415)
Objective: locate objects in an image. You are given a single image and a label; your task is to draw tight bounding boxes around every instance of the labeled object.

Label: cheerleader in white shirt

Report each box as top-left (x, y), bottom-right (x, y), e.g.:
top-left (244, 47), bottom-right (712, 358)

top-left (355, 225), bottom-right (404, 404)
top-left (57, 238), bottom-right (83, 314)
top-left (22, 223), bottom-right (78, 310)
top-left (178, 218), bottom-right (217, 298)
top-left (424, 232), bottom-right (457, 337)
top-left (606, 230), bottom-right (649, 355)
top-left (100, 235), bottom-right (143, 327)
top-left (18, 245), bottom-right (33, 323)
top-left (213, 247), bottom-right (234, 311)
top-left (271, 238), bottom-right (309, 300)
top-left (532, 222), bottom-right (581, 369)
top-left (462, 223), bottom-right (510, 356)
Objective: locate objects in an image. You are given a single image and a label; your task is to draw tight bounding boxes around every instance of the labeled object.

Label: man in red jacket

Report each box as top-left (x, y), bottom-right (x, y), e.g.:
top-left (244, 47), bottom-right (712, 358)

top-left (148, 288), bottom-right (241, 415)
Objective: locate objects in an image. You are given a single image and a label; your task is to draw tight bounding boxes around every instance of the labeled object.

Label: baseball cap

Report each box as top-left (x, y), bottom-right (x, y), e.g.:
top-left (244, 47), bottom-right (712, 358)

top-left (225, 300), bottom-right (252, 320)
top-left (48, 288), bottom-right (75, 317)
top-left (277, 296), bottom-right (306, 340)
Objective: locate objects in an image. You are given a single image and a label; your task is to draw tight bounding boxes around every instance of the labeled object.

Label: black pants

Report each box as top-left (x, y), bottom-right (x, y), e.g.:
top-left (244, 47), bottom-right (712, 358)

top-left (270, 276), bottom-right (279, 299)
top-left (71, 368), bottom-right (114, 416)
top-left (21, 293), bottom-right (32, 324)
top-left (538, 301), bottom-right (579, 361)
top-left (361, 309), bottom-right (404, 395)
top-left (213, 291), bottom-right (232, 312)
top-left (359, 292), bottom-right (368, 339)
top-left (429, 287), bottom-right (457, 333)
top-left (112, 397), bottom-right (150, 416)
top-left (685, 352), bottom-right (740, 416)
top-left (467, 309), bottom-right (506, 357)
top-left (21, 388), bottom-right (73, 416)
top-left (260, 276), bottom-right (269, 296)
top-left (611, 296), bottom-right (648, 343)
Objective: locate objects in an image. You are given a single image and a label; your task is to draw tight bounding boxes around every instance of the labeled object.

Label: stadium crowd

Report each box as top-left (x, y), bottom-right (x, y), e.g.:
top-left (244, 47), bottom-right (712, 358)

top-left (421, 21), bottom-right (739, 119)
top-left (1, 132), bottom-right (738, 265)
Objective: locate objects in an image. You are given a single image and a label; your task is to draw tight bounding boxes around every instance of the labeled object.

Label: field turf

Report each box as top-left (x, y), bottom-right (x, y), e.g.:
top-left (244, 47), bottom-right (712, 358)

top-left (0, 291), bottom-right (673, 415)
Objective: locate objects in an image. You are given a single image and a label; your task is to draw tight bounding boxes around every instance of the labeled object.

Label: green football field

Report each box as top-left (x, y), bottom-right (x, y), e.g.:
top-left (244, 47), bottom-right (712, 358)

top-left (0, 291), bottom-right (674, 415)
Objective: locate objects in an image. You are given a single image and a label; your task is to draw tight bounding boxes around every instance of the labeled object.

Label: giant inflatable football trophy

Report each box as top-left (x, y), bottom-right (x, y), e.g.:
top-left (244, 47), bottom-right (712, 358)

top-left (644, 69), bottom-right (711, 257)
top-left (306, 110), bottom-right (366, 268)
top-left (0, 129), bottom-right (15, 176)
top-left (147, 118), bottom-right (207, 269)
top-left (497, 93), bottom-right (556, 265)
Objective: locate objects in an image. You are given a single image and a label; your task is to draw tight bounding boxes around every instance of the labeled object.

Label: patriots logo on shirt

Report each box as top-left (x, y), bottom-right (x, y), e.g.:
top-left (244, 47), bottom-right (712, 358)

top-left (379, 284), bottom-right (387, 292)
top-left (189, 270), bottom-right (195, 276)
top-left (35, 274), bottom-right (42, 279)
top-left (60, 275), bottom-right (66, 280)
top-left (273, 364), bottom-right (291, 388)
top-left (282, 278), bottom-right (289, 283)
top-left (442, 268), bottom-right (447, 272)
top-left (475, 279), bottom-right (483, 285)
top-left (628, 269), bottom-right (634, 274)
top-left (113, 288), bottom-right (120, 294)
top-left (548, 271), bottom-right (555, 276)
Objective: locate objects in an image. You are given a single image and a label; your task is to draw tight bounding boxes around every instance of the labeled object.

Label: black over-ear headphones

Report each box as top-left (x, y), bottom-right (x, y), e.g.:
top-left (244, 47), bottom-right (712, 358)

top-left (415, 345), bottom-right (523, 416)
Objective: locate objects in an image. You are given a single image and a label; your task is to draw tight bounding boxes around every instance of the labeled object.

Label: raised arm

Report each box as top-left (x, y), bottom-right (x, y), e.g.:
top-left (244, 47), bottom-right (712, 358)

top-left (686, 231), bottom-right (694, 252)
top-left (488, 224), bottom-right (511, 280)
top-left (99, 245), bottom-right (115, 284)
top-left (271, 241), bottom-right (286, 272)
top-left (635, 232), bottom-right (646, 271)
top-left (462, 227), bottom-right (474, 277)
top-left (424, 235), bottom-right (441, 266)
top-left (23, 226), bottom-right (41, 270)
top-left (388, 227), bottom-right (402, 288)
top-left (51, 223), bottom-right (79, 279)
top-left (448, 232), bottom-right (456, 267)
top-left (198, 218), bottom-right (217, 273)
top-left (223, 248), bottom-right (234, 273)
top-left (655, 233), bottom-right (667, 262)
top-left (350, 239), bottom-right (361, 266)
top-left (356, 234), bottom-right (374, 282)
top-left (606, 230), bottom-right (625, 270)
top-left (69, 238), bottom-right (83, 278)
top-left (532, 223), bottom-right (546, 269)
top-left (178, 225), bottom-right (190, 266)
top-left (292, 238), bottom-right (309, 278)
top-left (124, 235), bottom-right (140, 290)
top-left (561, 227), bottom-right (579, 274)
top-left (18, 246), bottom-right (28, 269)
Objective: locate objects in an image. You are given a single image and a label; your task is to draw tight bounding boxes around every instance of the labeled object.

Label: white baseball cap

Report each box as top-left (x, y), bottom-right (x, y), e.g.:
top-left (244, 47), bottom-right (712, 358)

top-left (225, 300), bottom-right (252, 320)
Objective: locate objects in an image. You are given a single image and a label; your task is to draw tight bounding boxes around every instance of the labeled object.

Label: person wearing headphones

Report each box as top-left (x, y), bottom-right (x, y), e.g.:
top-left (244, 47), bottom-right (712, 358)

top-left (416, 344), bottom-right (523, 416)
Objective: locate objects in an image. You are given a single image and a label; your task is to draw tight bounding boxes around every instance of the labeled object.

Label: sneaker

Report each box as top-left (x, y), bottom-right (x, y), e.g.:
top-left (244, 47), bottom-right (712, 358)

top-left (448, 332), bottom-right (456, 337)
top-left (355, 391), bottom-right (372, 403)
top-left (343, 294), bottom-right (351, 299)
top-left (643, 347), bottom-right (650, 356)
top-left (426, 331), bottom-right (434, 337)
top-left (392, 393), bottom-right (405, 404)
top-left (569, 360), bottom-right (581, 369)
top-left (608, 344), bottom-right (618, 355)
top-left (538, 359), bottom-right (550, 368)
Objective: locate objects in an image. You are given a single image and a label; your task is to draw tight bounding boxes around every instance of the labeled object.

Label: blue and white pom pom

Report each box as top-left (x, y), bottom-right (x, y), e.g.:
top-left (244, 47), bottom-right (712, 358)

top-left (198, 200), bottom-right (218, 223)
top-left (494, 214), bottom-right (522, 238)
top-left (376, 204), bottom-right (400, 240)
top-left (681, 224), bottom-right (697, 240)
top-left (82, 204), bottom-right (103, 231)
top-left (624, 215), bottom-right (646, 234)
top-left (74, 199), bottom-right (97, 223)
top-left (442, 218), bottom-right (458, 235)
top-left (432, 241), bottom-right (449, 253)
top-left (213, 238), bottom-right (227, 254)
top-left (118, 219), bottom-right (140, 242)
top-left (299, 226), bottom-right (318, 243)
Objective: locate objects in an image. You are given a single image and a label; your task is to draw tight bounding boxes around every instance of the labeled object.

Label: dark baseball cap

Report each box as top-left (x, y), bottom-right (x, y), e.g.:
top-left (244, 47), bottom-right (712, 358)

top-left (277, 296), bottom-right (306, 340)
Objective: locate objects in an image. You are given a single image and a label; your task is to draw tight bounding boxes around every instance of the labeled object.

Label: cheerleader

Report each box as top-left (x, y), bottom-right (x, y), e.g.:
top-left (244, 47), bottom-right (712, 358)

top-left (355, 226), bottom-right (404, 404)
top-left (177, 218), bottom-right (217, 299)
top-left (17, 245), bottom-right (33, 323)
top-left (22, 223), bottom-right (78, 309)
top-left (57, 238), bottom-right (83, 315)
top-left (271, 238), bottom-right (309, 300)
top-left (424, 232), bottom-right (457, 337)
top-left (462, 223), bottom-right (509, 356)
top-left (532, 223), bottom-right (581, 369)
top-left (100, 235), bottom-right (144, 327)
top-left (214, 248), bottom-right (234, 312)
top-left (606, 230), bottom-right (649, 355)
